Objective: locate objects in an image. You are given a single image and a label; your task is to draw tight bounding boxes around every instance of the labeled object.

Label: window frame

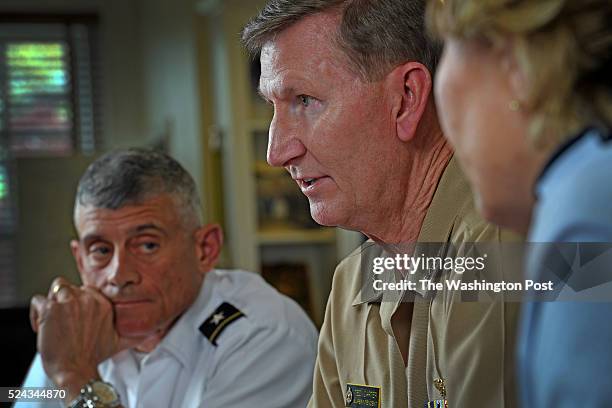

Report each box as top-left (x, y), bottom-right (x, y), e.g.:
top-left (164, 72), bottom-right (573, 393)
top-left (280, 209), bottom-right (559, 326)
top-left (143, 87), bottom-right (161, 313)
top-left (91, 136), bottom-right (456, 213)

top-left (0, 13), bottom-right (100, 157)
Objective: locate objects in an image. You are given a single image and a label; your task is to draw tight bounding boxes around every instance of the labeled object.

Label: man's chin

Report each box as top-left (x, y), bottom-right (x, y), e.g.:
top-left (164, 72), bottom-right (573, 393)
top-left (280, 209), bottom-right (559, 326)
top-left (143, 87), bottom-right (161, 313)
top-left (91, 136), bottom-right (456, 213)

top-left (115, 321), bottom-right (157, 339)
top-left (309, 203), bottom-right (340, 227)
top-left (115, 319), bottom-right (172, 351)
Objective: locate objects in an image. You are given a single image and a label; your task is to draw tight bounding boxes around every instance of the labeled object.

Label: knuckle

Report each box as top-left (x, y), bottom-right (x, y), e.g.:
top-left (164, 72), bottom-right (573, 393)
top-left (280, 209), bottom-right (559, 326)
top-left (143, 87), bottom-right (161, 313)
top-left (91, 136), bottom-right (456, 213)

top-left (31, 295), bottom-right (45, 310)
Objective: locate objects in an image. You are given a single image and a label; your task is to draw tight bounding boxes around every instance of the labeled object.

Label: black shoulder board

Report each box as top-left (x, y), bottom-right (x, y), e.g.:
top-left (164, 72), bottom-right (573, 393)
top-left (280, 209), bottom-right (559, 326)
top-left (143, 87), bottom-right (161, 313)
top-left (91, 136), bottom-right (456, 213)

top-left (199, 302), bottom-right (245, 346)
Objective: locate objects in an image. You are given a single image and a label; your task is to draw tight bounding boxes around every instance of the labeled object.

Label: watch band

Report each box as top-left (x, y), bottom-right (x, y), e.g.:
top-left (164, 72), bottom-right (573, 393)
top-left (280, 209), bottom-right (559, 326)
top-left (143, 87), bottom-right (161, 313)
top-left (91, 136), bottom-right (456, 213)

top-left (67, 380), bottom-right (121, 408)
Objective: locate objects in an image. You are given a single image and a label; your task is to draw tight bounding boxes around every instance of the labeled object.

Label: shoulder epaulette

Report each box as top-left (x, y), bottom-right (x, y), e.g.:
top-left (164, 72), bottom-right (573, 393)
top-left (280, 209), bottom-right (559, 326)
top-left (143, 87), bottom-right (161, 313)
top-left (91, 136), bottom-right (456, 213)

top-left (199, 302), bottom-right (245, 346)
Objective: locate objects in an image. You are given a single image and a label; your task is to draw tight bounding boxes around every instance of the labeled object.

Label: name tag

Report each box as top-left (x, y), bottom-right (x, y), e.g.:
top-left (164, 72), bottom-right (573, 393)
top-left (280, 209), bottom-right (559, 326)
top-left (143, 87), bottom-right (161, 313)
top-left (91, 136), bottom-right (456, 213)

top-left (345, 383), bottom-right (381, 408)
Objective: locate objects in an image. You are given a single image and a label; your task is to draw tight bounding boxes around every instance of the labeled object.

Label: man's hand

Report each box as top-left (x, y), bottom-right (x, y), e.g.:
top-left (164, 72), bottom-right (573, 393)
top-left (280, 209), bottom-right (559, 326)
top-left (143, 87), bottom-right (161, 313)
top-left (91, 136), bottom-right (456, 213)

top-left (29, 277), bottom-right (138, 401)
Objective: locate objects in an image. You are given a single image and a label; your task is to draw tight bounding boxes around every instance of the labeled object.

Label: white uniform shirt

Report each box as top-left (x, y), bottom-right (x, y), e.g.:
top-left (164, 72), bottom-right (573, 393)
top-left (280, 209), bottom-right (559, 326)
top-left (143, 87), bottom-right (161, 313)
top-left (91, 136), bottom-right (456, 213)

top-left (18, 269), bottom-right (318, 408)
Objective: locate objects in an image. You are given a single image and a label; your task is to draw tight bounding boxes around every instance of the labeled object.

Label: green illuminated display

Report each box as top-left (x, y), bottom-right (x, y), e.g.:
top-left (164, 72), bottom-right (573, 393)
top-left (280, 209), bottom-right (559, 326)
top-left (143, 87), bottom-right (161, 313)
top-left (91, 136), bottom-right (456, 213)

top-left (7, 43), bottom-right (68, 96)
top-left (5, 42), bottom-right (71, 140)
top-left (0, 170), bottom-right (6, 200)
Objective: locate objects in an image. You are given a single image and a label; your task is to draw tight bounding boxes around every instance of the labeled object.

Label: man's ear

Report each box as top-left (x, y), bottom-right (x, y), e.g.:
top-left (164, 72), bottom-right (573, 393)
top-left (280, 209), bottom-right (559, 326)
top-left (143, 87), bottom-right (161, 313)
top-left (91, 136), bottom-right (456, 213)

top-left (70, 239), bottom-right (85, 274)
top-left (194, 224), bottom-right (224, 274)
top-left (388, 61), bottom-right (433, 142)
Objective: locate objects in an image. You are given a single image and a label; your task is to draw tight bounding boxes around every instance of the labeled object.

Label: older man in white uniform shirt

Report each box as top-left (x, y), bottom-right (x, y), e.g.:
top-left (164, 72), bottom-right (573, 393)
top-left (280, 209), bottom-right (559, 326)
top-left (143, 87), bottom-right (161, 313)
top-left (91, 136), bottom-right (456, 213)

top-left (18, 149), bottom-right (317, 408)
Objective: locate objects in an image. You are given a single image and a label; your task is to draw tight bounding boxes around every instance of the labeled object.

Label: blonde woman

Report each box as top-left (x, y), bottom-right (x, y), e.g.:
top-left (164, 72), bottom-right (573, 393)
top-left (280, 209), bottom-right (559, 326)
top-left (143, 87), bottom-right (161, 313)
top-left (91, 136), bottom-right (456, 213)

top-left (427, 0), bottom-right (612, 406)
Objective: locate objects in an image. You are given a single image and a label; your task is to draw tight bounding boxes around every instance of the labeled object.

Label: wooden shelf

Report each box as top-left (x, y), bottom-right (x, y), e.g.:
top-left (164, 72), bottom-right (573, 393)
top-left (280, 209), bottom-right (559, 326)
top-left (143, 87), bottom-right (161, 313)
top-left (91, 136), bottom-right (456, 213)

top-left (257, 228), bottom-right (336, 245)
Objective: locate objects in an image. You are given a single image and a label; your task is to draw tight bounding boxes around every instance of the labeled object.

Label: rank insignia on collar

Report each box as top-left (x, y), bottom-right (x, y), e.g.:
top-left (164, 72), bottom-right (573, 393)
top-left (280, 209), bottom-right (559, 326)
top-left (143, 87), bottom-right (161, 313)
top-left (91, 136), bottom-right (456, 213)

top-left (199, 302), bottom-right (245, 346)
top-left (345, 383), bottom-right (381, 408)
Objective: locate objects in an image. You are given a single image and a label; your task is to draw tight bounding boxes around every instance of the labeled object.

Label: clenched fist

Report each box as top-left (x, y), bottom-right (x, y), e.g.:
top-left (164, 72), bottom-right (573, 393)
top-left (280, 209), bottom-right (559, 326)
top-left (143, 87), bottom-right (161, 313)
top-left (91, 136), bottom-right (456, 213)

top-left (30, 277), bottom-right (139, 401)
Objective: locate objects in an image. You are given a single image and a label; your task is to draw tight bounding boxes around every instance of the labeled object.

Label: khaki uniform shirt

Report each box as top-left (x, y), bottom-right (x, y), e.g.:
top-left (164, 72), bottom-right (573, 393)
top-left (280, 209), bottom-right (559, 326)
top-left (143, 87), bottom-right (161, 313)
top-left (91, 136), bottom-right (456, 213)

top-left (309, 158), bottom-right (520, 408)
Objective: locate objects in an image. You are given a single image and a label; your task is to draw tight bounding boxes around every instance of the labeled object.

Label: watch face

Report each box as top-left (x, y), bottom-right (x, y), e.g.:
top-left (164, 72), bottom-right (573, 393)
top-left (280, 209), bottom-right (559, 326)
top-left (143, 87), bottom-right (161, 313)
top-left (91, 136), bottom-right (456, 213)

top-left (91, 381), bottom-right (119, 404)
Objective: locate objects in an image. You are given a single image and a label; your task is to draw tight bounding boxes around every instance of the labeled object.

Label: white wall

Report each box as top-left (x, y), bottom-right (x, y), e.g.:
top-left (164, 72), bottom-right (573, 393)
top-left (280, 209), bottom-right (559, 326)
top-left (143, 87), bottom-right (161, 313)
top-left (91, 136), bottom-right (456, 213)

top-left (137, 0), bottom-right (205, 198)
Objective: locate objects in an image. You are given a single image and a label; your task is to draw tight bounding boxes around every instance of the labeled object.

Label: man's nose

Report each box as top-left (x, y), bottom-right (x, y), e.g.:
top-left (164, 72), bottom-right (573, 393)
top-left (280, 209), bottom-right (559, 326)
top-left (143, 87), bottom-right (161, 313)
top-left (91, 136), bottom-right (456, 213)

top-left (106, 249), bottom-right (140, 290)
top-left (267, 111), bottom-right (307, 167)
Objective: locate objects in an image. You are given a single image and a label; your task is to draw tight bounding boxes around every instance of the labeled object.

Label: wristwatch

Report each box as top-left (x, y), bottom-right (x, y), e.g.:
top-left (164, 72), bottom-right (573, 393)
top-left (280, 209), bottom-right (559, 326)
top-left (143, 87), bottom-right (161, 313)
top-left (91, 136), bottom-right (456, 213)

top-left (68, 380), bottom-right (121, 408)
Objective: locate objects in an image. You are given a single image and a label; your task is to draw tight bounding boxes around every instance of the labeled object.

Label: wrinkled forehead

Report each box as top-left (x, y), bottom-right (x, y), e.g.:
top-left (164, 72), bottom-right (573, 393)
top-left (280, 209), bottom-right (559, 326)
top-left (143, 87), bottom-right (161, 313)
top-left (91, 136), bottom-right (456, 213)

top-left (73, 194), bottom-right (182, 236)
top-left (258, 12), bottom-right (356, 95)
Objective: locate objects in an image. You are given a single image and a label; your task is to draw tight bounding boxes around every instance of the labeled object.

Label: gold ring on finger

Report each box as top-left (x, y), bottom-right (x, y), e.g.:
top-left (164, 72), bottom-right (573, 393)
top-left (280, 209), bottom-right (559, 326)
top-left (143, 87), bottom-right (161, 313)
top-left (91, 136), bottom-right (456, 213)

top-left (52, 283), bottom-right (69, 296)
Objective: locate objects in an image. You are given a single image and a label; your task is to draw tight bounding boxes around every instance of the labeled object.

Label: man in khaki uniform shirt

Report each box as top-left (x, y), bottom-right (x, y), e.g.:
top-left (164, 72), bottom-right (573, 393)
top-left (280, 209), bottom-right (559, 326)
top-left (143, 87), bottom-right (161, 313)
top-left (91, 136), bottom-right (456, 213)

top-left (242, 0), bottom-right (520, 406)
top-left (313, 158), bottom-right (519, 407)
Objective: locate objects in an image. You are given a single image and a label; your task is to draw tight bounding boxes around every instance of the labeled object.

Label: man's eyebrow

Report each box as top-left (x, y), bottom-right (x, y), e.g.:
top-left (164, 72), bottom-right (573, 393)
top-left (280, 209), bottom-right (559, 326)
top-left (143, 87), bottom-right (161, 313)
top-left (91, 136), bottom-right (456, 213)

top-left (81, 234), bottom-right (103, 245)
top-left (132, 223), bottom-right (167, 236)
top-left (257, 84), bottom-right (296, 102)
top-left (79, 224), bottom-right (167, 245)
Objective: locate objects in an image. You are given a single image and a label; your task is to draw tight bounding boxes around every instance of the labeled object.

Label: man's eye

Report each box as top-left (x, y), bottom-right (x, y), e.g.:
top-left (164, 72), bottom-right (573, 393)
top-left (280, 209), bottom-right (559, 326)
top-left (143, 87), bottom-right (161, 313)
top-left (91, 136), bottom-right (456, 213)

top-left (140, 242), bottom-right (159, 253)
top-left (298, 95), bottom-right (313, 107)
top-left (91, 246), bottom-right (111, 255)
top-left (88, 245), bottom-right (111, 264)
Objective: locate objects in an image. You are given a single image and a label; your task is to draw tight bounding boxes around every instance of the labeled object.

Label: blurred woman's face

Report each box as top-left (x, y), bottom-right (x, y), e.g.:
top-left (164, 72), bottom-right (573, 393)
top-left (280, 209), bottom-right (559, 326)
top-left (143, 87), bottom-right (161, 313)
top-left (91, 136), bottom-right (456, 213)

top-left (434, 37), bottom-right (545, 233)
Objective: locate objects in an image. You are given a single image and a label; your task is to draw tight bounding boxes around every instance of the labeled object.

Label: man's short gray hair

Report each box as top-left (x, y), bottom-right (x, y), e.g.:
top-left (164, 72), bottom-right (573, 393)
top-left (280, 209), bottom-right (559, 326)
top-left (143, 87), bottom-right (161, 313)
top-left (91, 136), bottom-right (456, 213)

top-left (75, 148), bottom-right (203, 226)
top-left (241, 0), bottom-right (441, 81)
